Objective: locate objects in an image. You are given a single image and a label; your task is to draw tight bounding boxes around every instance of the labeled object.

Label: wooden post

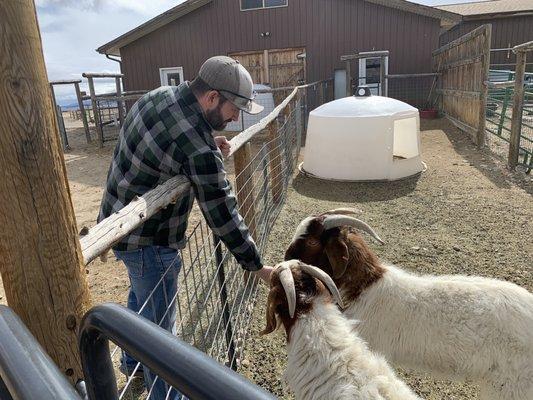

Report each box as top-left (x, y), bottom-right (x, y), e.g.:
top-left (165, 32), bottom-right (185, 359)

top-left (318, 81), bottom-right (324, 106)
top-left (380, 56), bottom-right (387, 96)
top-left (49, 84), bottom-right (69, 150)
top-left (115, 77), bottom-right (124, 127)
top-left (477, 25), bottom-right (491, 148)
top-left (86, 76), bottom-right (104, 147)
top-left (263, 50), bottom-right (270, 85)
top-left (268, 118), bottom-right (283, 204)
top-left (74, 82), bottom-right (91, 143)
top-left (509, 51), bottom-right (526, 169)
top-left (233, 143), bottom-right (256, 238)
top-left (345, 60), bottom-right (352, 96)
top-left (0, 0), bottom-right (92, 384)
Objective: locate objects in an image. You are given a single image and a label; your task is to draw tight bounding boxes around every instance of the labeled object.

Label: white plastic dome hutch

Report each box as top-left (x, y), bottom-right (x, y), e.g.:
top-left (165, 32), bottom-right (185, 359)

top-left (301, 86), bottom-right (424, 181)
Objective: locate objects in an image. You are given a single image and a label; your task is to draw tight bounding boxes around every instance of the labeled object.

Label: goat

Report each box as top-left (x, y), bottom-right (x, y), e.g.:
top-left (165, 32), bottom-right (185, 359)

top-left (263, 260), bottom-right (422, 400)
top-left (284, 210), bottom-right (533, 400)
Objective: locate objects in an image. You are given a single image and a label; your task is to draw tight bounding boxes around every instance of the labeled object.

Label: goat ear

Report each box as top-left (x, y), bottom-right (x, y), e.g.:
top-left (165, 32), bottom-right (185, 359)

top-left (325, 237), bottom-right (349, 279)
top-left (261, 289), bottom-right (281, 335)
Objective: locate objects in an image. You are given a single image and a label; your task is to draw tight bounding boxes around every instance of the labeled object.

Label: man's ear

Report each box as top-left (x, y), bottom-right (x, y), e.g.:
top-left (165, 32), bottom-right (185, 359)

top-left (325, 236), bottom-right (349, 279)
top-left (205, 90), bottom-right (219, 107)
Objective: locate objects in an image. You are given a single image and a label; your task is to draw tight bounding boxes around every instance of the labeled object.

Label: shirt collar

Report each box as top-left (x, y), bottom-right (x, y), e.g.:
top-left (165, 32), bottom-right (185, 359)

top-left (177, 82), bottom-right (212, 128)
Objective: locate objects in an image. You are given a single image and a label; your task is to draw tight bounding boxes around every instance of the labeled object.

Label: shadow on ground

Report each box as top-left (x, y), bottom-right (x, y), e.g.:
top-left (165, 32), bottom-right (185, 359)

top-left (292, 172), bottom-right (421, 203)
top-left (438, 119), bottom-right (532, 195)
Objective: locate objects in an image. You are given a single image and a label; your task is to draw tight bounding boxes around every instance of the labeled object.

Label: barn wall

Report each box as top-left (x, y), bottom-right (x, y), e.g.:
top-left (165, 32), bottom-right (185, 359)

top-left (119, 0), bottom-right (441, 92)
top-left (440, 15), bottom-right (533, 69)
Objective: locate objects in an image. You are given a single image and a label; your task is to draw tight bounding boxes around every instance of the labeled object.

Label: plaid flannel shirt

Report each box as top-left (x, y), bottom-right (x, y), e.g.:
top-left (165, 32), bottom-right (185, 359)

top-left (98, 82), bottom-right (262, 271)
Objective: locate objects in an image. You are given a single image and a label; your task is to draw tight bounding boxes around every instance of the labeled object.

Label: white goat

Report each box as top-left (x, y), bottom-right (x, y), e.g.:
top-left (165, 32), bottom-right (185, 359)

top-left (285, 210), bottom-right (533, 400)
top-left (263, 260), bottom-right (422, 400)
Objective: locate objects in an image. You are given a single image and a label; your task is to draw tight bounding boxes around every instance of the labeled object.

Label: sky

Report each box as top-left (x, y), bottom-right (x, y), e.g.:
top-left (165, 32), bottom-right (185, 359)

top-left (35, 0), bottom-right (482, 106)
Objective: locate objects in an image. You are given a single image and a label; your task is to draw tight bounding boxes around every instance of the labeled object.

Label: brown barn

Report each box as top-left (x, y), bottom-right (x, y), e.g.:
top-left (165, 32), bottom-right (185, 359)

top-left (439, 0), bottom-right (533, 72)
top-left (97, 0), bottom-right (459, 103)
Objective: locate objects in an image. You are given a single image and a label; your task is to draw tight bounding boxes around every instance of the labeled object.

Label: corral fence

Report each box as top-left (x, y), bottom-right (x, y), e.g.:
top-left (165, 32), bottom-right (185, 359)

top-left (48, 75), bottom-right (143, 149)
top-left (433, 24), bottom-right (532, 172)
top-left (485, 44), bottom-right (533, 172)
top-left (432, 24), bottom-right (492, 148)
top-left (81, 73), bottom-right (147, 147)
top-left (78, 81), bottom-right (329, 398)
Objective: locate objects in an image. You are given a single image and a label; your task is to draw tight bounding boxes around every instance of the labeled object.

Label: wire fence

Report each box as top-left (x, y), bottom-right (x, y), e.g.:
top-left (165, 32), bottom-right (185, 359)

top-left (113, 92), bottom-right (306, 399)
top-left (351, 75), bottom-right (438, 109)
top-left (387, 75), bottom-right (437, 110)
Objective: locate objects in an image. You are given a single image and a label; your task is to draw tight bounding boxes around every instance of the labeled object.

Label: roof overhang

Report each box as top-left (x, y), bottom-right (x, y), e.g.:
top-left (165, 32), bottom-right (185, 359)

top-left (462, 10), bottom-right (533, 20)
top-left (364, 0), bottom-right (462, 24)
top-left (97, 0), bottom-right (212, 57)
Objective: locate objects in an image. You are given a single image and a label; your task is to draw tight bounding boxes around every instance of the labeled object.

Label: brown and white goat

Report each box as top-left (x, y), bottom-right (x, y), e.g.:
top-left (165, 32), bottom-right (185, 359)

top-left (285, 211), bottom-right (533, 400)
top-left (263, 260), bottom-right (421, 400)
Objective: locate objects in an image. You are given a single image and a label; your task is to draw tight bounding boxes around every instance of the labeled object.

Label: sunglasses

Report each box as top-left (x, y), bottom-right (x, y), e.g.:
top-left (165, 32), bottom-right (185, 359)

top-left (214, 89), bottom-right (257, 112)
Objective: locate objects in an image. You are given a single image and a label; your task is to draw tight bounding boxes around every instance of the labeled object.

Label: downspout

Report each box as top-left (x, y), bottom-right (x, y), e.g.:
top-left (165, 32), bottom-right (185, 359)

top-left (105, 53), bottom-right (122, 66)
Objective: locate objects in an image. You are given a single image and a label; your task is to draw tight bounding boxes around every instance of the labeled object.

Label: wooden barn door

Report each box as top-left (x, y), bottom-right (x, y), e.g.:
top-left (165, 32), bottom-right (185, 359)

top-left (229, 51), bottom-right (264, 84)
top-left (268, 48), bottom-right (306, 87)
top-left (230, 47), bottom-right (306, 88)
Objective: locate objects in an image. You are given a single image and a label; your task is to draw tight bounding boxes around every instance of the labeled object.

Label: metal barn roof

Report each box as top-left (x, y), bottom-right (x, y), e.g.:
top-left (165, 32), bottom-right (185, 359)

top-left (438, 0), bottom-right (533, 17)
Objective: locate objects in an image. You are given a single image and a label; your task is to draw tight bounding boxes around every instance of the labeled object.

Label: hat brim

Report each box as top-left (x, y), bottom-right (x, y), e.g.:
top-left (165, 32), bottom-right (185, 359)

top-left (244, 101), bottom-right (264, 115)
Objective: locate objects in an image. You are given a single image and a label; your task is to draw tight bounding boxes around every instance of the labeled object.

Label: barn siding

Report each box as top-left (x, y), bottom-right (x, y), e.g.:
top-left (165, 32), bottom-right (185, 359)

top-left (120, 0), bottom-right (441, 92)
top-left (439, 15), bottom-right (533, 69)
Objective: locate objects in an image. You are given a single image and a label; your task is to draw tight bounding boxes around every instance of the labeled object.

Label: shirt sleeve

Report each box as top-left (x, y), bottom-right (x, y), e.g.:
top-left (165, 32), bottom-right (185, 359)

top-left (181, 147), bottom-right (263, 271)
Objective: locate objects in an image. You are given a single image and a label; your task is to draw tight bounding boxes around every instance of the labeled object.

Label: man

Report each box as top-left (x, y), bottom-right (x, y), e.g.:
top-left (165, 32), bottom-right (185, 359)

top-left (98, 56), bottom-right (273, 399)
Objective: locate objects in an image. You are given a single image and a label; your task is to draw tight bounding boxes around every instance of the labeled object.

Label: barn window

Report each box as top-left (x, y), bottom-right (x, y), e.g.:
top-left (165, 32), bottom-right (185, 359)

top-left (241, 0), bottom-right (287, 11)
top-left (159, 67), bottom-right (184, 86)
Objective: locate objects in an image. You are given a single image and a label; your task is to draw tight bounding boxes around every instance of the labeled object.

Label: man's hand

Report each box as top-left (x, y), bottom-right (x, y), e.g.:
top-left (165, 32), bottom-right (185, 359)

top-left (214, 136), bottom-right (231, 158)
top-left (254, 265), bottom-right (274, 285)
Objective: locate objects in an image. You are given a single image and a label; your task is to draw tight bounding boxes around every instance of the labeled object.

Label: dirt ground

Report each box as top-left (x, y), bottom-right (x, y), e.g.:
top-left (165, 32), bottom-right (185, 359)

top-left (0, 116), bottom-right (531, 399)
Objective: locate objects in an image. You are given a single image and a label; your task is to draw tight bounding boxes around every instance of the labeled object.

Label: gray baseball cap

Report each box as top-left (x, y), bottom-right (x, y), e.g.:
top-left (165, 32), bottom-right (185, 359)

top-left (198, 56), bottom-right (264, 115)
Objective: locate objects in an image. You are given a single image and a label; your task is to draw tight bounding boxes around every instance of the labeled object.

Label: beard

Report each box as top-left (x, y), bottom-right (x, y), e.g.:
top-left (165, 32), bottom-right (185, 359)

top-left (205, 100), bottom-right (233, 131)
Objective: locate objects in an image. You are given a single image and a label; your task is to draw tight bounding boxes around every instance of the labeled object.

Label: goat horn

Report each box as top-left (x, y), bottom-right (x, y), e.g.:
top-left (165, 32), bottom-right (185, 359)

top-left (277, 263), bottom-right (297, 318)
top-left (319, 208), bottom-right (362, 216)
top-left (323, 216), bottom-right (385, 244)
top-left (299, 264), bottom-right (344, 309)
top-left (291, 216), bottom-right (315, 242)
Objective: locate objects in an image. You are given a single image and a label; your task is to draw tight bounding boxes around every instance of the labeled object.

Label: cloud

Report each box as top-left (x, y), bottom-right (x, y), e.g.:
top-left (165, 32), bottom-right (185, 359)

top-left (36, 0), bottom-right (180, 14)
top-left (36, 0), bottom-right (104, 11)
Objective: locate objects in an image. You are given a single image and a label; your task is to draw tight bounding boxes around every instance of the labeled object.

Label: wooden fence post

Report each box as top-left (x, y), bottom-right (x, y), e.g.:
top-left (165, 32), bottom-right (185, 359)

top-left (345, 60), bottom-right (352, 96)
top-left (115, 76), bottom-right (124, 127)
top-left (0, 0), bottom-right (92, 383)
top-left (508, 50), bottom-right (526, 169)
top-left (48, 84), bottom-right (69, 150)
top-left (233, 143), bottom-right (256, 238)
top-left (268, 118), bottom-right (283, 204)
top-left (74, 82), bottom-right (91, 143)
top-left (318, 81), bottom-right (324, 106)
top-left (477, 24), bottom-right (491, 148)
top-left (86, 76), bottom-right (104, 147)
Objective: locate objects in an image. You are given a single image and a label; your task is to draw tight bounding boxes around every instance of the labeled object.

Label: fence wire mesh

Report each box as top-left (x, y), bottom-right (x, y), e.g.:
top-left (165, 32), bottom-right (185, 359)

top-left (112, 95), bottom-right (305, 399)
top-left (387, 75), bottom-right (438, 110)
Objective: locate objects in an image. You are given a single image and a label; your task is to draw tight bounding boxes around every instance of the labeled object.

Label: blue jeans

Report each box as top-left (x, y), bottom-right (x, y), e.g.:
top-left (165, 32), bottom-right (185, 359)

top-left (114, 246), bottom-right (183, 400)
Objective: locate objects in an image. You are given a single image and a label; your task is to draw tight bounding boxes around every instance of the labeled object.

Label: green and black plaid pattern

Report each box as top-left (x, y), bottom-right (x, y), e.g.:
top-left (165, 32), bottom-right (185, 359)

top-left (98, 82), bottom-right (262, 271)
